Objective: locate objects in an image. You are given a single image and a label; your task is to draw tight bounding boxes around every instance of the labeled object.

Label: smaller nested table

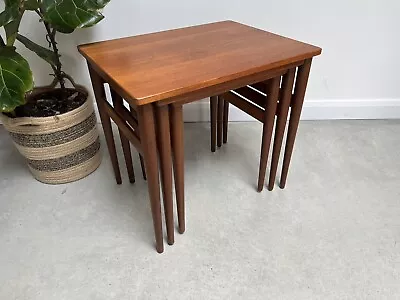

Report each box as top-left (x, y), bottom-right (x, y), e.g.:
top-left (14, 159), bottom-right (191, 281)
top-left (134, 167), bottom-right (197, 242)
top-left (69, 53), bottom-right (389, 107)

top-left (79, 21), bottom-right (321, 253)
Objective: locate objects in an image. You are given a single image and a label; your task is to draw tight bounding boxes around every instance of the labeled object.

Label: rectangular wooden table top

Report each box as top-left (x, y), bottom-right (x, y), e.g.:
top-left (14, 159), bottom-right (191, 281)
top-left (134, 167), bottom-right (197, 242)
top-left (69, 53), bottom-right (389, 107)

top-left (79, 21), bottom-right (321, 106)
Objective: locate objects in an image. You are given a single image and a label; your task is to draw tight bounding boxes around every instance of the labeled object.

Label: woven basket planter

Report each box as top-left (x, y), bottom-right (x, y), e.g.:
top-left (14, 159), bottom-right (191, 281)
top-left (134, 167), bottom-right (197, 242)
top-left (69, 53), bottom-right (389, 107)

top-left (1, 88), bottom-right (101, 184)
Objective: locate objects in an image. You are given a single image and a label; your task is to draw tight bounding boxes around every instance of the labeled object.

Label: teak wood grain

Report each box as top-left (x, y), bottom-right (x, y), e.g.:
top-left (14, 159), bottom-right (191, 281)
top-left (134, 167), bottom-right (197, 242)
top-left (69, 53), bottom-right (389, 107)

top-left (81, 21), bottom-right (322, 253)
top-left (79, 21), bottom-right (321, 107)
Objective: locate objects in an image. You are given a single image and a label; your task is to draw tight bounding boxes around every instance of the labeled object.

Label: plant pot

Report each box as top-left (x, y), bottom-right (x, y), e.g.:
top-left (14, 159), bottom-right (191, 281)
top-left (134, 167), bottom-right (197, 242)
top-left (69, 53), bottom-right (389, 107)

top-left (0, 87), bottom-right (101, 184)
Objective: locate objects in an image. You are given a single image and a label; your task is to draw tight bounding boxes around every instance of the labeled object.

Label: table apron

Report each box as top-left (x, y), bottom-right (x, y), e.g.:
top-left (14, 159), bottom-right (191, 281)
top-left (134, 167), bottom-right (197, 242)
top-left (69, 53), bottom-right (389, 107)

top-left (155, 60), bottom-right (303, 107)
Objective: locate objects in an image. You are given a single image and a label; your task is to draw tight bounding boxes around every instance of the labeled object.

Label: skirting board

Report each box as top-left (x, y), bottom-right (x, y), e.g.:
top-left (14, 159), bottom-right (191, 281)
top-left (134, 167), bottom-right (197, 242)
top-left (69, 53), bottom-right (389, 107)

top-left (182, 99), bottom-right (400, 122)
top-left (2, 99), bottom-right (399, 125)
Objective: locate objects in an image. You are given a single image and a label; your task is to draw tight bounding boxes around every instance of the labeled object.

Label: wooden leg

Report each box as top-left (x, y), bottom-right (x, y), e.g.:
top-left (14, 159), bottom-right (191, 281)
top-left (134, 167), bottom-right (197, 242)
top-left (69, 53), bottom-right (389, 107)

top-left (137, 104), bottom-right (164, 253)
top-left (126, 104), bottom-right (146, 181)
top-left (280, 59), bottom-right (313, 189)
top-left (139, 154), bottom-right (147, 180)
top-left (87, 64), bottom-right (122, 184)
top-left (257, 76), bottom-right (280, 192)
top-left (210, 96), bottom-right (217, 152)
top-left (111, 88), bottom-right (135, 183)
top-left (119, 130), bottom-right (135, 183)
top-left (223, 98), bottom-right (229, 144)
top-left (170, 104), bottom-right (185, 234)
top-left (217, 96), bottom-right (224, 147)
top-left (155, 105), bottom-right (174, 245)
top-left (267, 69), bottom-right (296, 191)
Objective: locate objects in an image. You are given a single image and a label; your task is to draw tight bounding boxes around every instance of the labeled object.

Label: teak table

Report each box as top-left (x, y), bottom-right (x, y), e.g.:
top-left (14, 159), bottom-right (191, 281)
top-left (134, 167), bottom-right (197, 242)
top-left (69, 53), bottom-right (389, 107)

top-left (79, 21), bottom-right (322, 253)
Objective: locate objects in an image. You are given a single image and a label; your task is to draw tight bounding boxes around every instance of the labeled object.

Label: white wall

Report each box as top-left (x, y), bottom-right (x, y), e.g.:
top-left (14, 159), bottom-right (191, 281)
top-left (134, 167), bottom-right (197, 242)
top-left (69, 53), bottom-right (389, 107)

top-left (15, 0), bottom-right (400, 120)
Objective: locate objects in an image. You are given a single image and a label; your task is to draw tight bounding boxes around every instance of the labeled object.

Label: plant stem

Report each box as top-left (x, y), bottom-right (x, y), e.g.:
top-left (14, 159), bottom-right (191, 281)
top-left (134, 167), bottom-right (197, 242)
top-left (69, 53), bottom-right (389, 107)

top-left (43, 22), bottom-right (65, 89)
top-left (36, 9), bottom-right (65, 89)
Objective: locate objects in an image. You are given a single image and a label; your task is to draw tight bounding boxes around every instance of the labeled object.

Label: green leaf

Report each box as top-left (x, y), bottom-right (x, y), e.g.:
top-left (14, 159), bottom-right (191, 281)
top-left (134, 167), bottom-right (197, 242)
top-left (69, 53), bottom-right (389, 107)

top-left (0, 1), bottom-right (19, 27)
top-left (4, 15), bottom-right (22, 45)
top-left (42, 0), bottom-right (111, 34)
top-left (16, 34), bottom-right (59, 68)
top-left (0, 47), bottom-right (33, 112)
top-left (4, 0), bottom-right (20, 6)
top-left (2, 0), bottom-right (24, 46)
top-left (23, 0), bottom-right (40, 10)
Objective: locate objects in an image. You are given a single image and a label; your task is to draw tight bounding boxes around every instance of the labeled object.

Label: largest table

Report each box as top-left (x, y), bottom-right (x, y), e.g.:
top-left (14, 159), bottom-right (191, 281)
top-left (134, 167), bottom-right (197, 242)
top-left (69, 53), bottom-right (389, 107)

top-left (79, 21), bottom-right (322, 253)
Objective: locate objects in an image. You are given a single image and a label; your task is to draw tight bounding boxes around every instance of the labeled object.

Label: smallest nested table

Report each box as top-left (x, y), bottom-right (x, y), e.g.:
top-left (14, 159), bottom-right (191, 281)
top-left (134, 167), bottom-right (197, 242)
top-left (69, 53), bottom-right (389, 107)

top-left (79, 21), bottom-right (321, 253)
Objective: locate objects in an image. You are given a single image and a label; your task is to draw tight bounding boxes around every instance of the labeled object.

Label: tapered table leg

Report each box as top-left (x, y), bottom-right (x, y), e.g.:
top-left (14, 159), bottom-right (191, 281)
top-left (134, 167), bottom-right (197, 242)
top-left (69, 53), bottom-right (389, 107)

top-left (170, 104), bottom-right (185, 234)
top-left (267, 69), bottom-right (296, 191)
top-left (223, 98), bottom-right (229, 144)
top-left (137, 104), bottom-right (164, 253)
top-left (217, 96), bottom-right (224, 147)
top-left (111, 88), bottom-right (135, 183)
top-left (155, 105), bottom-right (175, 245)
top-left (210, 96), bottom-right (218, 152)
top-left (87, 64), bottom-right (122, 184)
top-left (257, 77), bottom-right (280, 192)
top-left (280, 59), bottom-right (313, 189)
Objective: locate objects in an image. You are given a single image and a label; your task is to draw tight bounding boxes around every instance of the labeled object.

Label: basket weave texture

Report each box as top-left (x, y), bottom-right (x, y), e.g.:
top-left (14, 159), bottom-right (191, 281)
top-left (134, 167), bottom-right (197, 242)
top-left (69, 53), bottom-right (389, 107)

top-left (1, 99), bottom-right (101, 184)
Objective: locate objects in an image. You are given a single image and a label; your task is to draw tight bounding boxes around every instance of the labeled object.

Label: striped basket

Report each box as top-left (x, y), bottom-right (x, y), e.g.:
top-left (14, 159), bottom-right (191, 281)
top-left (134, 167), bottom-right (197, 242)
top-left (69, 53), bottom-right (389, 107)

top-left (1, 98), bottom-right (101, 184)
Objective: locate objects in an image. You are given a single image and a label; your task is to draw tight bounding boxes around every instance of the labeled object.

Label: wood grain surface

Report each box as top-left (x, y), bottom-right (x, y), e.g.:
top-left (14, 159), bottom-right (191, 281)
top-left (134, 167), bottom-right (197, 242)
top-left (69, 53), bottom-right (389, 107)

top-left (79, 21), bottom-right (321, 106)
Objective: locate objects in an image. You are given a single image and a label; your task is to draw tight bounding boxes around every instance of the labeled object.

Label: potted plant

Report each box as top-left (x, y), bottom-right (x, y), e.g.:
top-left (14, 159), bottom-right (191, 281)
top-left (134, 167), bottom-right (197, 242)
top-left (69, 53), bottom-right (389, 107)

top-left (0, 0), bottom-right (110, 184)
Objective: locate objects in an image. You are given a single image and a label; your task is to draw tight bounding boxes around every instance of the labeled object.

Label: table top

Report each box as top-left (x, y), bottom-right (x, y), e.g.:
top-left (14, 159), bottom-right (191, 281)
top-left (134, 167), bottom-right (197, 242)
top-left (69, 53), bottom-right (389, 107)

top-left (79, 21), bottom-right (321, 106)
